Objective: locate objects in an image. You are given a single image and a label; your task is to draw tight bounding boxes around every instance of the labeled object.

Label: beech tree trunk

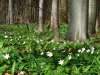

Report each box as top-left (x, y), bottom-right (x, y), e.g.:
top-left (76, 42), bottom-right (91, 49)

top-left (38, 0), bottom-right (44, 36)
top-left (88, 0), bottom-right (97, 35)
top-left (9, 0), bottom-right (13, 24)
top-left (51, 0), bottom-right (60, 41)
top-left (61, 0), bottom-right (68, 24)
top-left (65, 0), bottom-right (89, 42)
top-left (96, 0), bottom-right (100, 32)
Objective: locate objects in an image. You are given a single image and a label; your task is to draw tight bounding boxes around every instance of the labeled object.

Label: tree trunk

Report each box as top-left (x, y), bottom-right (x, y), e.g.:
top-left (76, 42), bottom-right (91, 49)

top-left (38, 0), bottom-right (44, 36)
top-left (61, 0), bottom-right (68, 24)
top-left (88, 0), bottom-right (97, 35)
top-left (65, 0), bottom-right (89, 42)
top-left (9, 0), bottom-right (13, 24)
top-left (51, 0), bottom-right (60, 41)
top-left (96, 0), bottom-right (100, 32)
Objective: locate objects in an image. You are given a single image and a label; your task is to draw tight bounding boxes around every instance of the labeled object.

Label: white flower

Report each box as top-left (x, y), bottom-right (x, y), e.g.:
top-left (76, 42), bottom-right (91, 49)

top-left (78, 49), bottom-right (81, 53)
top-left (40, 39), bottom-right (43, 42)
top-left (9, 36), bottom-right (12, 38)
top-left (77, 40), bottom-right (79, 42)
top-left (64, 42), bottom-right (66, 44)
top-left (97, 51), bottom-right (99, 54)
top-left (91, 49), bottom-right (94, 54)
top-left (2, 53), bottom-right (9, 59)
top-left (81, 47), bottom-right (85, 52)
top-left (4, 35), bottom-right (8, 38)
top-left (40, 66), bottom-right (43, 69)
top-left (58, 60), bottom-right (64, 65)
top-left (86, 49), bottom-right (90, 53)
top-left (89, 46), bottom-right (94, 54)
top-left (23, 41), bottom-right (26, 44)
top-left (62, 50), bottom-right (65, 52)
top-left (69, 53), bottom-right (72, 55)
top-left (57, 42), bottom-right (59, 44)
top-left (77, 54), bottom-right (80, 56)
top-left (36, 40), bottom-right (39, 43)
top-left (27, 37), bottom-right (29, 40)
top-left (46, 51), bottom-right (53, 57)
top-left (51, 40), bottom-right (54, 42)
top-left (19, 36), bottom-right (21, 38)
top-left (40, 52), bottom-right (44, 55)
top-left (10, 39), bottom-right (13, 41)
top-left (53, 47), bottom-right (56, 50)
top-left (90, 46), bottom-right (95, 51)
top-left (68, 55), bottom-right (72, 60)
top-left (4, 32), bottom-right (6, 34)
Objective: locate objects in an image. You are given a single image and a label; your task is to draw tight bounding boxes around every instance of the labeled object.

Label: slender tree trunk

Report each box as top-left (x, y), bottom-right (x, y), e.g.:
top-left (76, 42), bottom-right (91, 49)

top-left (9, 0), bottom-right (13, 24)
top-left (88, 0), bottom-right (97, 35)
top-left (61, 0), bottom-right (68, 24)
top-left (65, 0), bottom-right (89, 42)
top-left (58, 0), bottom-right (60, 25)
top-left (51, 0), bottom-right (60, 41)
top-left (96, 0), bottom-right (100, 32)
top-left (38, 0), bottom-right (44, 36)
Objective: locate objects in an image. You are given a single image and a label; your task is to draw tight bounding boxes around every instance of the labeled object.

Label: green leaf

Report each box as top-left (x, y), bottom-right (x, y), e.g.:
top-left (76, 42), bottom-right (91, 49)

top-left (19, 63), bottom-right (25, 70)
top-left (57, 66), bottom-right (64, 73)
top-left (62, 57), bottom-right (69, 66)
top-left (0, 72), bottom-right (2, 75)
top-left (0, 64), bottom-right (9, 72)
top-left (65, 67), bottom-right (70, 73)
top-left (0, 39), bottom-right (3, 48)
top-left (83, 66), bottom-right (91, 72)
top-left (11, 60), bottom-right (16, 75)
top-left (43, 65), bottom-right (51, 71)
top-left (0, 54), bottom-right (3, 64)
top-left (72, 65), bottom-right (80, 74)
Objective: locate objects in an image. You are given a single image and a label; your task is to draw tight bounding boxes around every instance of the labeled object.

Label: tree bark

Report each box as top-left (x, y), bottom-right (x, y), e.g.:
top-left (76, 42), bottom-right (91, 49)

top-left (51, 0), bottom-right (60, 41)
top-left (38, 0), bottom-right (44, 36)
top-left (65, 0), bottom-right (89, 42)
top-left (61, 0), bottom-right (68, 24)
top-left (88, 0), bottom-right (97, 35)
top-left (9, 0), bottom-right (13, 24)
top-left (96, 0), bottom-right (100, 32)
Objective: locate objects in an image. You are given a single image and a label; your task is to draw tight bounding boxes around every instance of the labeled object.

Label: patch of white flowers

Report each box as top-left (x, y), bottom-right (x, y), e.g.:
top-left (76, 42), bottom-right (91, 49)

top-left (90, 46), bottom-right (95, 54)
top-left (46, 51), bottom-right (53, 57)
top-left (81, 47), bottom-right (85, 53)
top-left (86, 49), bottom-right (90, 53)
top-left (78, 46), bottom-right (95, 54)
top-left (2, 53), bottom-right (9, 59)
top-left (4, 35), bottom-right (8, 38)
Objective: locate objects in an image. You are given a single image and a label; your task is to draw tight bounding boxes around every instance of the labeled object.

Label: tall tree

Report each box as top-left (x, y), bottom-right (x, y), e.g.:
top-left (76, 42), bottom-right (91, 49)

top-left (38, 0), bottom-right (44, 36)
top-left (61, 0), bottom-right (68, 24)
top-left (51, 0), bottom-right (60, 41)
top-left (65, 0), bottom-right (89, 42)
top-left (9, 0), bottom-right (13, 24)
top-left (88, 0), bottom-right (97, 35)
top-left (96, 0), bottom-right (100, 32)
